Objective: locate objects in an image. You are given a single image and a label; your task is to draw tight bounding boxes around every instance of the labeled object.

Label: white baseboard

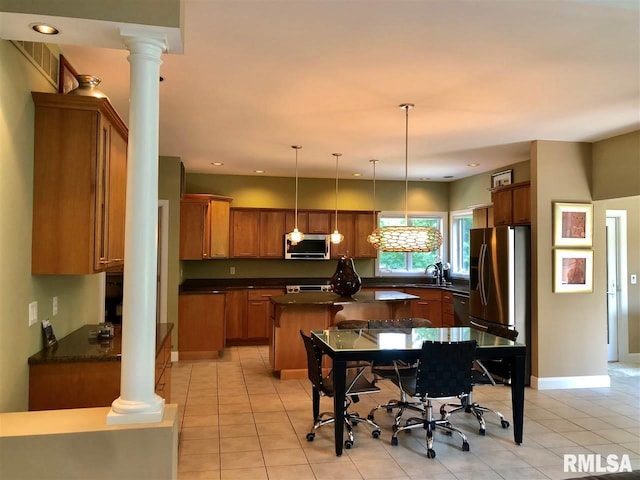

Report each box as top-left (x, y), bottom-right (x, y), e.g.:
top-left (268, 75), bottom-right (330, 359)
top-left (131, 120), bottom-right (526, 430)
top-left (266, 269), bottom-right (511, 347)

top-left (171, 351), bottom-right (179, 363)
top-left (531, 375), bottom-right (611, 390)
top-left (618, 352), bottom-right (640, 363)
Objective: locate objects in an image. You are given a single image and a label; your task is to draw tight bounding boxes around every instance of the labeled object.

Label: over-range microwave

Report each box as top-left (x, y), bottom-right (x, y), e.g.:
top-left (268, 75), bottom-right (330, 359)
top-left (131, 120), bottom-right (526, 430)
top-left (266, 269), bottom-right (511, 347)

top-left (284, 234), bottom-right (330, 260)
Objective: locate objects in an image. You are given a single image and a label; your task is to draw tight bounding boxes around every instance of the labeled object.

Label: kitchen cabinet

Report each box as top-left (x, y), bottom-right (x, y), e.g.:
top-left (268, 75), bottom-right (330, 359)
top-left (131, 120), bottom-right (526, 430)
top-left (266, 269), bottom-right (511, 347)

top-left (442, 291), bottom-right (455, 327)
top-left (180, 194), bottom-right (232, 260)
top-left (259, 210), bottom-right (286, 258)
top-left (330, 212), bottom-right (355, 258)
top-left (28, 324), bottom-right (172, 410)
top-left (284, 210), bottom-right (332, 234)
top-left (405, 288), bottom-right (443, 327)
top-left (226, 288), bottom-right (283, 345)
top-left (354, 213), bottom-right (378, 258)
top-left (31, 92), bottom-right (127, 274)
top-left (472, 206), bottom-right (494, 229)
top-left (491, 181), bottom-right (530, 226)
top-left (178, 293), bottom-right (226, 359)
top-left (230, 209), bottom-right (261, 257)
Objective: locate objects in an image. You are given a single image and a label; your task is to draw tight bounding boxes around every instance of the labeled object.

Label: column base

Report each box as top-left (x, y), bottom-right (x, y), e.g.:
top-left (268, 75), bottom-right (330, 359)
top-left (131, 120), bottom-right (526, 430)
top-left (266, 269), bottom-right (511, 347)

top-left (107, 394), bottom-right (165, 425)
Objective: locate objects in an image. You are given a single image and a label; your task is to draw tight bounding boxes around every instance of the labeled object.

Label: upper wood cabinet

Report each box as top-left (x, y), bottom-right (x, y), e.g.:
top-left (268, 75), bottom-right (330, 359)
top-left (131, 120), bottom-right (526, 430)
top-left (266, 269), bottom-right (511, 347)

top-left (330, 212), bottom-right (355, 258)
top-left (354, 213), bottom-right (378, 258)
top-left (230, 209), bottom-right (261, 257)
top-left (472, 206), bottom-right (494, 229)
top-left (307, 212), bottom-right (332, 233)
top-left (31, 92), bottom-right (127, 274)
top-left (259, 210), bottom-right (286, 258)
top-left (180, 194), bottom-right (231, 260)
top-left (491, 181), bottom-right (531, 226)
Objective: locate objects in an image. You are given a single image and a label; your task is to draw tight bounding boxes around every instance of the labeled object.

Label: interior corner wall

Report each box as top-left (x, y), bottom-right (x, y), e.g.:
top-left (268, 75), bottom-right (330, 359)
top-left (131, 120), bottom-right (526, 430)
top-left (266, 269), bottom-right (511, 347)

top-left (531, 140), bottom-right (608, 382)
top-left (158, 156), bottom-right (182, 348)
top-left (0, 41), bottom-right (103, 412)
top-left (592, 130), bottom-right (640, 200)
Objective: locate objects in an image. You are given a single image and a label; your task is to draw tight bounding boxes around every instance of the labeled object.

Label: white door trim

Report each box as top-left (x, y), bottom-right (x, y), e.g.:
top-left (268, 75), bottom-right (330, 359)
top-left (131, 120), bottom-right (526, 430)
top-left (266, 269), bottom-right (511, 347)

top-left (158, 200), bottom-right (169, 325)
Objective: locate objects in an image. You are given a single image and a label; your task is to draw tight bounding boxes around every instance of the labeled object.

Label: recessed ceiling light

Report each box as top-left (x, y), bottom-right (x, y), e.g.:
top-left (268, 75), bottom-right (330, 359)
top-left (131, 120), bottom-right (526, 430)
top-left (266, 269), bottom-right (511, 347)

top-left (468, 163), bottom-right (480, 167)
top-left (443, 175), bottom-right (454, 179)
top-left (211, 162), bottom-right (224, 166)
top-left (254, 170), bottom-right (265, 174)
top-left (352, 173), bottom-right (361, 177)
top-left (420, 177), bottom-right (431, 181)
top-left (31, 23), bottom-right (59, 35)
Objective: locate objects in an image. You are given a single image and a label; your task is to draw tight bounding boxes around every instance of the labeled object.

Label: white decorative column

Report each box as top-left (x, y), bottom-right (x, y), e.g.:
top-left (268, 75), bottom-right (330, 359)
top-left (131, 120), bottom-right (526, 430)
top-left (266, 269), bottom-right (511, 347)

top-left (108, 33), bottom-right (166, 425)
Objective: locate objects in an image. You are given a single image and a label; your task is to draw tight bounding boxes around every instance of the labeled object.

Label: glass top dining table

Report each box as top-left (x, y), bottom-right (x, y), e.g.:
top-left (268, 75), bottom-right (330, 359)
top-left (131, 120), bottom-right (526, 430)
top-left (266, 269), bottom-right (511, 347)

top-left (310, 326), bottom-right (527, 456)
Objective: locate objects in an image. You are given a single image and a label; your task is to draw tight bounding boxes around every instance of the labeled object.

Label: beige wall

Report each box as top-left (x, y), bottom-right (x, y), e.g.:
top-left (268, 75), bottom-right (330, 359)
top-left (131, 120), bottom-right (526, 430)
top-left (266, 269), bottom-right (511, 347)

top-left (0, 41), bottom-right (103, 412)
top-left (449, 160), bottom-right (531, 211)
top-left (592, 131), bottom-right (640, 200)
top-left (531, 140), bottom-right (608, 380)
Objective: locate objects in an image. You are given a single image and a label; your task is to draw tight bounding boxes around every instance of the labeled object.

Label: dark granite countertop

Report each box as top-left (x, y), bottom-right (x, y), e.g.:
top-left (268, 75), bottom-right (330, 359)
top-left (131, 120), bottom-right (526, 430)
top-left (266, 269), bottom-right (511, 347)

top-left (28, 323), bottom-right (173, 365)
top-left (270, 290), bottom-right (419, 305)
top-left (180, 277), bottom-right (469, 296)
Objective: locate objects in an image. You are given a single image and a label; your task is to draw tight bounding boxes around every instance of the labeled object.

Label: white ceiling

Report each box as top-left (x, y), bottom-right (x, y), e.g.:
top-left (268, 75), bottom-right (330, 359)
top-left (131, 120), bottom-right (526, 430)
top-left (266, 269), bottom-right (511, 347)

top-left (10, 1), bottom-right (640, 181)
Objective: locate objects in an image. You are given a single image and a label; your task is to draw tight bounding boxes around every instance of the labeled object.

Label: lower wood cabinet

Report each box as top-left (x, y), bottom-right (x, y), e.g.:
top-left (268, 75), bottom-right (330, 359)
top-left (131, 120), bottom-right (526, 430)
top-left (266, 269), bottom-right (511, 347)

top-left (178, 293), bottom-right (226, 359)
top-left (442, 291), bottom-right (455, 328)
top-left (226, 288), bottom-right (283, 345)
top-left (405, 288), bottom-right (443, 327)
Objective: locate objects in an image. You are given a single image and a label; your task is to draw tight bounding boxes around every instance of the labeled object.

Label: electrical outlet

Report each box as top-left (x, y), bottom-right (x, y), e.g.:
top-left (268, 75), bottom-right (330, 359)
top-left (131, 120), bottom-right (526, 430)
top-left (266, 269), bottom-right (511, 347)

top-left (230, 266), bottom-right (236, 275)
top-left (29, 301), bottom-right (38, 326)
top-left (631, 274), bottom-right (637, 285)
top-left (53, 296), bottom-right (58, 316)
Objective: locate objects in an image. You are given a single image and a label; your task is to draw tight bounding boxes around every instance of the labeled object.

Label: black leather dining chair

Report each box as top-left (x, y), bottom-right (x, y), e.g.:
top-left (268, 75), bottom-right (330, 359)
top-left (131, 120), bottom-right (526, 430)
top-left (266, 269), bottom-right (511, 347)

top-left (440, 324), bottom-right (519, 435)
top-left (300, 330), bottom-right (381, 450)
top-left (390, 339), bottom-right (477, 458)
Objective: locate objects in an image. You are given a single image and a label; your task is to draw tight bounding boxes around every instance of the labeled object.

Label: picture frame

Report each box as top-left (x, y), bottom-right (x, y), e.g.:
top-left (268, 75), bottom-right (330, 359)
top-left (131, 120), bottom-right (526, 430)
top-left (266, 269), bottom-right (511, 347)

top-left (58, 54), bottom-right (78, 94)
top-left (553, 202), bottom-right (593, 247)
top-left (553, 249), bottom-right (593, 293)
top-left (491, 169), bottom-right (513, 188)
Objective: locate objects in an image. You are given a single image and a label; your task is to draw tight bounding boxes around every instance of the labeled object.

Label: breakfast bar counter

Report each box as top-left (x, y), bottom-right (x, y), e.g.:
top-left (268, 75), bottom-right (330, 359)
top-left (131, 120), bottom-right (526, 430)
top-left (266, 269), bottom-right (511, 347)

top-left (269, 291), bottom-right (418, 379)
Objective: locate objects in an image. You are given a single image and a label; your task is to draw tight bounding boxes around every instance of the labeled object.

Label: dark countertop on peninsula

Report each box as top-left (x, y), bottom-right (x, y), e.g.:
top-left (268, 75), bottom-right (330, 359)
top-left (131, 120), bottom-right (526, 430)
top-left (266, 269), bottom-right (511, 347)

top-left (28, 323), bottom-right (173, 365)
top-left (270, 290), bottom-right (419, 306)
top-left (180, 277), bottom-right (469, 296)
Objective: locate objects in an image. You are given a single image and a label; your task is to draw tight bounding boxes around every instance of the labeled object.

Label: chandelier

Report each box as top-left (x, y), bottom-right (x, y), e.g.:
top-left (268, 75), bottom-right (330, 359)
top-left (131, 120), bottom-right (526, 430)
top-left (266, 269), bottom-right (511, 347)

top-left (367, 104), bottom-right (442, 252)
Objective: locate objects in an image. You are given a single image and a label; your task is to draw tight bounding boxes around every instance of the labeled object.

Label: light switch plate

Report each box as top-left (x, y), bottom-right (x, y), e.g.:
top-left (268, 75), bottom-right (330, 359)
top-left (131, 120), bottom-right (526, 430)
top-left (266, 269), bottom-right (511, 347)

top-left (632, 274), bottom-right (637, 285)
top-left (29, 301), bottom-right (38, 326)
top-left (53, 296), bottom-right (58, 316)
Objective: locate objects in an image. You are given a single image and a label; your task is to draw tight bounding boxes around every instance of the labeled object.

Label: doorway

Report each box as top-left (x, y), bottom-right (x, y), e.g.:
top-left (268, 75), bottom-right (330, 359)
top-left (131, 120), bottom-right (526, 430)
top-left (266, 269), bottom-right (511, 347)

top-left (606, 210), bottom-right (629, 363)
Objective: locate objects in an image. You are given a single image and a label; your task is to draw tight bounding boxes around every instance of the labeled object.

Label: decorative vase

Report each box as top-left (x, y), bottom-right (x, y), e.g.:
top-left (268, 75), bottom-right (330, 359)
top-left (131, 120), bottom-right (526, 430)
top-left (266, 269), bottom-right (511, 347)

top-left (68, 74), bottom-right (108, 99)
top-left (330, 256), bottom-right (362, 297)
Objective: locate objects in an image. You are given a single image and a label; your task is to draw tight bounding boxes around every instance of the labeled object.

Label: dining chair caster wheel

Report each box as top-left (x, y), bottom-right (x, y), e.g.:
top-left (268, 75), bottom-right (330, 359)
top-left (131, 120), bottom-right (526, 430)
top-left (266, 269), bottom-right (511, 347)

top-left (391, 436), bottom-right (398, 446)
top-left (372, 429), bottom-right (381, 438)
top-left (306, 433), bottom-right (315, 442)
top-left (462, 441), bottom-right (470, 452)
top-left (427, 449), bottom-right (436, 459)
top-left (478, 428), bottom-right (486, 436)
top-left (501, 420), bottom-right (510, 428)
top-left (344, 440), bottom-right (353, 449)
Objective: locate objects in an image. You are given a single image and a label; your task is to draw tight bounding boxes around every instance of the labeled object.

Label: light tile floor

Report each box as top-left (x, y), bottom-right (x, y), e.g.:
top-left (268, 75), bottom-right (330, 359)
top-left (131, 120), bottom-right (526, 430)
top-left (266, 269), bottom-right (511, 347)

top-left (173, 347), bottom-right (639, 480)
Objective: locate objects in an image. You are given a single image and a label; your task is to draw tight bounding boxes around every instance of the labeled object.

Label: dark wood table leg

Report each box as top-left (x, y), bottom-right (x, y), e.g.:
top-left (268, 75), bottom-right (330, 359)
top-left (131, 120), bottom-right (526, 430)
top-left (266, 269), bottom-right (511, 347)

top-left (332, 359), bottom-right (347, 456)
top-left (510, 353), bottom-right (526, 444)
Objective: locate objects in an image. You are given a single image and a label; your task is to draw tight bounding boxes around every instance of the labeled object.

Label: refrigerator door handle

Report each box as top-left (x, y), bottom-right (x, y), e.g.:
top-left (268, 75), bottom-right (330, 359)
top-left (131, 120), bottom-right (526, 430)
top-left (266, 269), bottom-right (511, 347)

top-left (479, 243), bottom-right (487, 306)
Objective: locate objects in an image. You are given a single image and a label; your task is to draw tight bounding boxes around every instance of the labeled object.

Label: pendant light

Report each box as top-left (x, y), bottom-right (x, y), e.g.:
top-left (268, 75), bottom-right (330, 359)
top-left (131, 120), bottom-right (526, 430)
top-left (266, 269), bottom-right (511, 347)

top-left (367, 103), bottom-right (442, 252)
top-left (330, 153), bottom-right (344, 244)
top-left (366, 159), bottom-right (379, 245)
top-left (286, 145), bottom-right (304, 244)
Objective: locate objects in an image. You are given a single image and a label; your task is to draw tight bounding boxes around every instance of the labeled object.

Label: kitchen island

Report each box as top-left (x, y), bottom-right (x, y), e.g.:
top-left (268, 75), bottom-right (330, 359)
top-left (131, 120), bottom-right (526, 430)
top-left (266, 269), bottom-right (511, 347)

top-left (269, 290), bottom-right (418, 379)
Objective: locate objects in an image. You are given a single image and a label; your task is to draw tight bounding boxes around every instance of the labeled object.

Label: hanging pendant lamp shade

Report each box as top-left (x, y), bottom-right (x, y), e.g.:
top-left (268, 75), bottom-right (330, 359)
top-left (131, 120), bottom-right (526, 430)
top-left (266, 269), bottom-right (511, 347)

top-left (286, 145), bottom-right (304, 244)
top-left (367, 104), bottom-right (442, 252)
top-left (330, 153), bottom-right (344, 244)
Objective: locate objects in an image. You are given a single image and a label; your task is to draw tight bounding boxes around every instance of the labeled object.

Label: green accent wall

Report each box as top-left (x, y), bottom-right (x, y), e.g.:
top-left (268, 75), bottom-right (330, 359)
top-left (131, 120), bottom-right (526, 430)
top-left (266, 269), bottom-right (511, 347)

top-left (592, 130), bottom-right (640, 200)
top-left (0, 40), bottom-right (103, 412)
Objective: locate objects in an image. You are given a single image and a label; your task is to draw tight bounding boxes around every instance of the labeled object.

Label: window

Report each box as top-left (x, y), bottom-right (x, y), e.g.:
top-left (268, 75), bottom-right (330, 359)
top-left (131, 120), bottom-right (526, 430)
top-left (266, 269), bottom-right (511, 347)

top-left (450, 210), bottom-right (472, 277)
top-left (376, 212), bottom-right (446, 276)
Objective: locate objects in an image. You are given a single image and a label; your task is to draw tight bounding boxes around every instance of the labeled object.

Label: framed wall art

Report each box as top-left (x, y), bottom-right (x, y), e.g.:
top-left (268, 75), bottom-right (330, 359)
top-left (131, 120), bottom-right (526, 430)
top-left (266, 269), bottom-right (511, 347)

top-left (491, 169), bottom-right (513, 188)
top-left (58, 54), bottom-right (78, 94)
top-left (553, 249), bottom-right (593, 293)
top-left (553, 202), bottom-right (593, 247)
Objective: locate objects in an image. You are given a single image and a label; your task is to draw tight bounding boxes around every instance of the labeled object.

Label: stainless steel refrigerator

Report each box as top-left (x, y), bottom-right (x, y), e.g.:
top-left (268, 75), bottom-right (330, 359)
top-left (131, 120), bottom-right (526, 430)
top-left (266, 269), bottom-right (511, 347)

top-left (469, 226), bottom-right (531, 381)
